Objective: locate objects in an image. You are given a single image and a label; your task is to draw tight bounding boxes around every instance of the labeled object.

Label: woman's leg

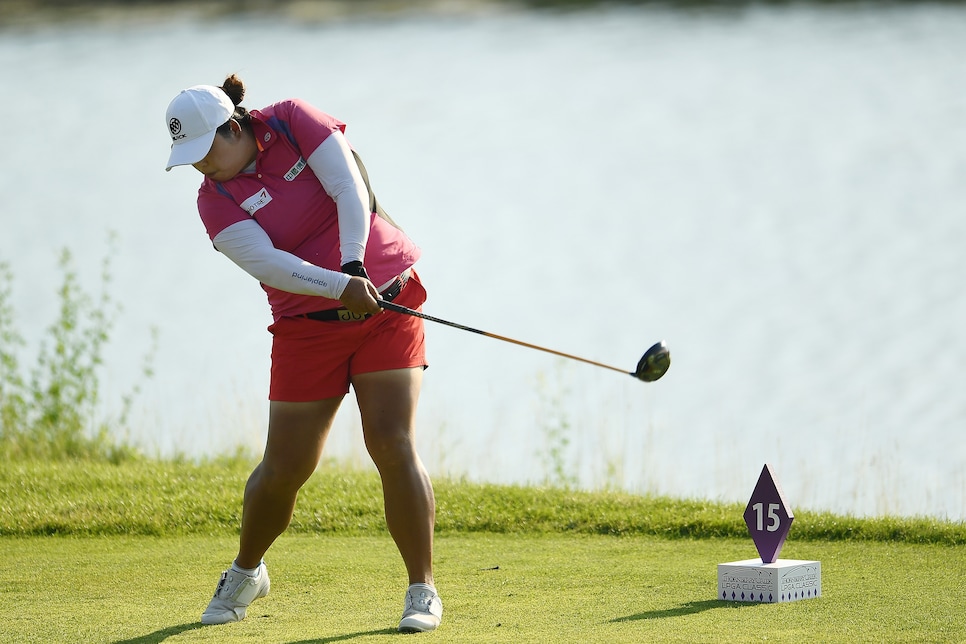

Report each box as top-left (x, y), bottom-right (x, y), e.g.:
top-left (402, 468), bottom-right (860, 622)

top-left (353, 367), bottom-right (435, 587)
top-left (235, 397), bottom-right (343, 568)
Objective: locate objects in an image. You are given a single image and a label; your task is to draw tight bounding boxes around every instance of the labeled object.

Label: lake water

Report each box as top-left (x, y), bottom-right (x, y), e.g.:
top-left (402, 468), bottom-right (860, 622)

top-left (2, 3), bottom-right (964, 520)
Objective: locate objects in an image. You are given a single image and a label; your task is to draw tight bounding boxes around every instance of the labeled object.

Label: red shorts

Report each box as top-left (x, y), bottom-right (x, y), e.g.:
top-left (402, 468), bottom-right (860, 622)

top-left (267, 272), bottom-right (428, 401)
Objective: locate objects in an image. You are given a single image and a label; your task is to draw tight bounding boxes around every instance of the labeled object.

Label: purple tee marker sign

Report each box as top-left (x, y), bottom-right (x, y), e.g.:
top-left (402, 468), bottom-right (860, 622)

top-left (743, 464), bottom-right (794, 564)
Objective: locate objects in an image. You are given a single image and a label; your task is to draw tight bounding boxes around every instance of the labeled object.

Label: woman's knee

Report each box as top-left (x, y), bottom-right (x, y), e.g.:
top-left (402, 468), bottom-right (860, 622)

top-left (257, 399), bottom-right (340, 491)
top-left (249, 458), bottom-right (314, 494)
top-left (364, 426), bottom-right (416, 468)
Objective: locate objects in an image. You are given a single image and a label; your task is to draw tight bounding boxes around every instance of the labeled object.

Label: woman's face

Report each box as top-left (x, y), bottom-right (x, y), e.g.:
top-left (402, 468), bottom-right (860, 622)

top-left (192, 120), bottom-right (255, 182)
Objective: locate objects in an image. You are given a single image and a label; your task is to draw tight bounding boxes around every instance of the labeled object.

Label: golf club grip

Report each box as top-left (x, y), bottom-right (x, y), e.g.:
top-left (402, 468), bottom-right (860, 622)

top-left (378, 299), bottom-right (630, 375)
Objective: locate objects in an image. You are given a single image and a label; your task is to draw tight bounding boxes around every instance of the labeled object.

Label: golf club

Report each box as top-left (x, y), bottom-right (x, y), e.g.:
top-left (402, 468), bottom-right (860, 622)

top-left (378, 299), bottom-right (670, 382)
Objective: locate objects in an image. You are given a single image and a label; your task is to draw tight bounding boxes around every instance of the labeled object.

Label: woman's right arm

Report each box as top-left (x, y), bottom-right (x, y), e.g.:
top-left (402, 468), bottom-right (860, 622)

top-left (212, 219), bottom-right (352, 300)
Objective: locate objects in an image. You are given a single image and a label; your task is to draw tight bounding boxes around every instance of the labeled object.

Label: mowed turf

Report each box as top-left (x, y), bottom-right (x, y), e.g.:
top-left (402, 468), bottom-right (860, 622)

top-left (3, 532), bottom-right (964, 643)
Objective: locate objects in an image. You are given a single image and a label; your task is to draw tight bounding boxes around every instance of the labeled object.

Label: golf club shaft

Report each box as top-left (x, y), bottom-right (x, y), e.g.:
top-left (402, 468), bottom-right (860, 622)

top-left (378, 299), bottom-right (630, 375)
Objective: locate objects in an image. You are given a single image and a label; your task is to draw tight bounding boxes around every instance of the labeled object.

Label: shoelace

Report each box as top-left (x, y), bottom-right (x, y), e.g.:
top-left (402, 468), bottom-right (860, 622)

top-left (213, 571), bottom-right (233, 598)
top-left (407, 591), bottom-right (433, 612)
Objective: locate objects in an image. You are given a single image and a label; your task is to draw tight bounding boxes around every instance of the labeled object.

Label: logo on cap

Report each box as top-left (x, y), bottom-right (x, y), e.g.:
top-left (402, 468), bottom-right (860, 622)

top-left (169, 117), bottom-right (183, 138)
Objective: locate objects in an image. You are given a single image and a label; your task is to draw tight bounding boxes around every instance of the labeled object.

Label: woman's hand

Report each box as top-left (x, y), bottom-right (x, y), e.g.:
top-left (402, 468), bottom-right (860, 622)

top-left (340, 276), bottom-right (382, 316)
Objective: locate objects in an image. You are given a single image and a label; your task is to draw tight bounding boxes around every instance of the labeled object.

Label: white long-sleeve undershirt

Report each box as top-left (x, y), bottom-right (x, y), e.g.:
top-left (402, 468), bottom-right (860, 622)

top-left (213, 219), bottom-right (351, 299)
top-left (210, 130), bottom-right (371, 300)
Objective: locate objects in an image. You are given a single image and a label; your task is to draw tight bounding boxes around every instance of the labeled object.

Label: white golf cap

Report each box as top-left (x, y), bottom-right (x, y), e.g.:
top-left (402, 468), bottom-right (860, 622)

top-left (164, 85), bottom-right (235, 171)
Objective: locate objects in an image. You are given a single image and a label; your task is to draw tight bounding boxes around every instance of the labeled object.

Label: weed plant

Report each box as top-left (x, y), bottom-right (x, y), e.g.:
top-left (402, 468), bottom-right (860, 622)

top-left (0, 241), bottom-right (154, 462)
top-left (535, 366), bottom-right (577, 488)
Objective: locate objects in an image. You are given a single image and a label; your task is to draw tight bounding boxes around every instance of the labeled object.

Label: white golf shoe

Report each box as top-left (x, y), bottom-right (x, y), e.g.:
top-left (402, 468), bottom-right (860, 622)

top-left (398, 583), bottom-right (443, 633)
top-left (201, 562), bottom-right (270, 625)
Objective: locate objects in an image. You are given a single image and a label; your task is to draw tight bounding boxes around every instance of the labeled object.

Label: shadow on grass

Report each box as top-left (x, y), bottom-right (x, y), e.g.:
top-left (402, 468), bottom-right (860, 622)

top-left (610, 599), bottom-right (750, 622)
top-left (113, 624), bottom-right (395, 643)
top-left (113, 623), bottom-right (205, 643)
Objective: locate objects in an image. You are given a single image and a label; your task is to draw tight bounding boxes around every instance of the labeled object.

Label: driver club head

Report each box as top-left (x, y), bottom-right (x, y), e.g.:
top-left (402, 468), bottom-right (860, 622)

top-left (634, 341), bottom-right (671, 382)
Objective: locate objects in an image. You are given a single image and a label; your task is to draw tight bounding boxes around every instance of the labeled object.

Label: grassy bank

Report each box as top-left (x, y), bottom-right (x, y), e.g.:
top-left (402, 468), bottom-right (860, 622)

top-left (2, 458), bottom-right (963, 541)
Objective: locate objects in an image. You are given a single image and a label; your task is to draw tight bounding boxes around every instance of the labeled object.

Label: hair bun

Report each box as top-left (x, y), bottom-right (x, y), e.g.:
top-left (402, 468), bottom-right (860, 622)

top-left (220, 74), bottom-right (246, 106)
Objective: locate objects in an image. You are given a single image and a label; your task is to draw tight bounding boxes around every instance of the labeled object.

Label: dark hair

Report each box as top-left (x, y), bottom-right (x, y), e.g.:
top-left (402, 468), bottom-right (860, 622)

top-left (216, 74), bottom-right (252, 136)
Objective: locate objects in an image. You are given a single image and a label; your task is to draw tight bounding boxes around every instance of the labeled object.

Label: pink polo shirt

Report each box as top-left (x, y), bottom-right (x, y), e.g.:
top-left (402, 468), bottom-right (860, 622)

top-left (196, 99), bottom-right (421, 321)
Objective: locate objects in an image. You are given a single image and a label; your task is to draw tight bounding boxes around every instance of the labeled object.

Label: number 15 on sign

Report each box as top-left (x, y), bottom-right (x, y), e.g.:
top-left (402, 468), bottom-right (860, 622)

top-left (752, 502), bottom-right (782, 532)
top-left (743, 465), bottom-right (794, 563)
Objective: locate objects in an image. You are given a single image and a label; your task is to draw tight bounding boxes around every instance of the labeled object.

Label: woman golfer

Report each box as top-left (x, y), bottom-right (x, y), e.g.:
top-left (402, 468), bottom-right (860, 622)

top-left (163, 75), bottom-right (441, 633)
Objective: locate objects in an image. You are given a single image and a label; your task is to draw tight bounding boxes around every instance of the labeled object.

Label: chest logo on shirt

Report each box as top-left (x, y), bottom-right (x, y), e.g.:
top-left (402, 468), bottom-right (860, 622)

top-left (240, 188), bottom-right (273, 216)
top-left (284, 157), bottom-right (307, 182)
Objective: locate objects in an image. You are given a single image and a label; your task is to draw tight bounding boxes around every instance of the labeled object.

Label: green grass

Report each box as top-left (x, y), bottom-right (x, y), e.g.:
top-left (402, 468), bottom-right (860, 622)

top-left (3, 533), bottom-right (964, 643)
top-left (2, 459), bottom-right (965, 643)
top-left (3, 459), bottom-right (964, 543)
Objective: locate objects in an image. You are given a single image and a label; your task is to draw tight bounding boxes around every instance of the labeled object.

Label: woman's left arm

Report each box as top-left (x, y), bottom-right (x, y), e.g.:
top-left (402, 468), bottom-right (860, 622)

top-left (306, 130), bottom-right (371, 271)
